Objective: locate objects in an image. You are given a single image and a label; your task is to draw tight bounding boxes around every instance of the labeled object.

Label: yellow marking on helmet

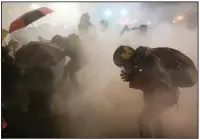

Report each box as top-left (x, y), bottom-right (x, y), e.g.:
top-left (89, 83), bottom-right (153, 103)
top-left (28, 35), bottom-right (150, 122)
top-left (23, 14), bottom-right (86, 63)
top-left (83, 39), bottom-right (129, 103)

top-left (121, 46), bottom-right (133, 59)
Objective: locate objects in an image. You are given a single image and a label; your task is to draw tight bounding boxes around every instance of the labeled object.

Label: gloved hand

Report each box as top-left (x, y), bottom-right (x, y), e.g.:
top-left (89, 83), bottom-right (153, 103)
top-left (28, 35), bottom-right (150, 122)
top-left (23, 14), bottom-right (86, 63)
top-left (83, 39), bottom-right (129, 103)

top-left (120, 70), bottom-right (131, 82)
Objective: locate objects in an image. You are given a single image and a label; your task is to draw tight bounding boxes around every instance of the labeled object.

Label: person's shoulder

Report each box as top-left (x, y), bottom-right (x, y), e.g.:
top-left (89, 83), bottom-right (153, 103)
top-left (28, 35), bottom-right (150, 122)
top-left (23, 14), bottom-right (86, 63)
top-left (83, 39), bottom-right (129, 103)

top-left (135, 46), bottom-right (152, 57)
top-left (136, 46), bottom-right (161, 63)
top-left (136, 46), bottom-right (151, 52)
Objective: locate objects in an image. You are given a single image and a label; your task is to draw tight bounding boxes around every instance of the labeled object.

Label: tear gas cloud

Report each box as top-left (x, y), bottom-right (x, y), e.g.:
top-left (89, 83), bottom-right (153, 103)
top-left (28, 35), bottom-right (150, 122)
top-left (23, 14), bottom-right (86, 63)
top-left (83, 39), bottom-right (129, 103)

top-left (2, 2), bottom-right (198, 137)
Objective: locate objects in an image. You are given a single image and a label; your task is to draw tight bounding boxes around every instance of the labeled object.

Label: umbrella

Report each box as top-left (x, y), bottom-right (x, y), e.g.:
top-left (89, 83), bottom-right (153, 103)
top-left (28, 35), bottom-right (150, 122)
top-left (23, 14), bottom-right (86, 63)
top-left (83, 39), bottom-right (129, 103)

top-left (9, 7), bottom-right (54, 33)
top-left (2, 29), bottom-right (8, 41)
top-left (15, 41), bottom-right (65, 68)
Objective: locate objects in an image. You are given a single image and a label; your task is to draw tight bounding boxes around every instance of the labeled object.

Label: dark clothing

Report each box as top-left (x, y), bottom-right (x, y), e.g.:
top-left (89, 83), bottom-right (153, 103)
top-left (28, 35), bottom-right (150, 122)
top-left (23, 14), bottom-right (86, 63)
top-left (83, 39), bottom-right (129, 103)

top-left (121, 46), bottom-right (172, 91)
top-left (122, 46), bottom-right (197, 89)
top-left (139, 87), bottom-right (178, 137)
top-left (130, 51), bottom-right (172, 91)
top-left (78, 23), bottom-right (92, 35)
top-left (151, 47), bottom-right (197, 87)
top-left (2, 45), bottom-right (59, 137)
top-left (51, 34), bottom-right (86, 85)
top-left (78, 13), bottom-right (93, 35)
top-left (2, 67), bottom-right (58, 138)
top-left (2, 46), bottom-right (22, 106)
top-left (120, 46), bottom-right (197, 137)
top-left (120, 25), bottom-right (130, 36)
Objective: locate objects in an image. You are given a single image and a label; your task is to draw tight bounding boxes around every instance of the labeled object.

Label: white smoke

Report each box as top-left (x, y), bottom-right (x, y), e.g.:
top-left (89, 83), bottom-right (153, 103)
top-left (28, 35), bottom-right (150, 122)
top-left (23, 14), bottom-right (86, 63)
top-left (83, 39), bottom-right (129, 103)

top-left (2, 2), bottom-right (198, 138)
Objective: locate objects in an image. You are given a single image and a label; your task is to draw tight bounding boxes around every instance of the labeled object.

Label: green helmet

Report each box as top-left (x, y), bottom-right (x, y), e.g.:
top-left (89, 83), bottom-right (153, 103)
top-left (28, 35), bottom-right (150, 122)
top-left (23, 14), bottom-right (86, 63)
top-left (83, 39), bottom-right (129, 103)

top-left (113, 45), bottom-right (135, 73)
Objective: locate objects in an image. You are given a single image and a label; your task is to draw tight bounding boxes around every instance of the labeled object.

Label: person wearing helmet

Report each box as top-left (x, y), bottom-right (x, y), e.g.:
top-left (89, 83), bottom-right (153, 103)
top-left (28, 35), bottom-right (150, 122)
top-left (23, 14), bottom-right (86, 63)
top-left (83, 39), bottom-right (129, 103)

top-left (113, 45), bottom-right (197, 137)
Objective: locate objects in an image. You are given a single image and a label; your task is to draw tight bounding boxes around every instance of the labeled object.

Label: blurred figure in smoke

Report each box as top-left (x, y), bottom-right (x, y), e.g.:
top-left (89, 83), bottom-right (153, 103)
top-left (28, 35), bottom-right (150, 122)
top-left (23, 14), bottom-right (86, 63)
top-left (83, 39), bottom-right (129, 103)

top-left (120, 25), bottom-right (130, 36)
top-left (138, 24), bottom-right (148, 34)
top-left (131, 24), bottom-right (148, 34)
top-left (78, 12), bottom-right (93, 35)
top-left (100, 19), bottom-right (109, 32)
top-left (51, 34), bottom-right (86, 87)
top-left (39, 33), bottom-right (86, 87)
top-left (113, 45), bottom-right (197, 138)
top-left (2, 45), bottom-right (16, 100)
top-left (121, 24), bottom-right (148, 36)
top-left (3, 34), bottom-right (84, 137)
top-left (1, 45), bottom-right (27, 137)
top-left (2, 40), bottom-right (22, 104)
top-left (5, 41), bottom-right (65, 137)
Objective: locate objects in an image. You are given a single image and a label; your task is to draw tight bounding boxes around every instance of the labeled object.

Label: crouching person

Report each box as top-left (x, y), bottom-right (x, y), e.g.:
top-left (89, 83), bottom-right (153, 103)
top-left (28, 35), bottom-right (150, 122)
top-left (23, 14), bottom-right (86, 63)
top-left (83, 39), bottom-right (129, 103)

top-left (113, 45), bottom-right (197, 137)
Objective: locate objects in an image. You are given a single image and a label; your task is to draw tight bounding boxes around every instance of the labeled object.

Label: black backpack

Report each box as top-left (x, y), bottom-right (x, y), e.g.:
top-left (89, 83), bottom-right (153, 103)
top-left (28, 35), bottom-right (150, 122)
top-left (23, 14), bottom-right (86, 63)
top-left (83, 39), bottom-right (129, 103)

top-left (151, 47), bottom-right (197, 87)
